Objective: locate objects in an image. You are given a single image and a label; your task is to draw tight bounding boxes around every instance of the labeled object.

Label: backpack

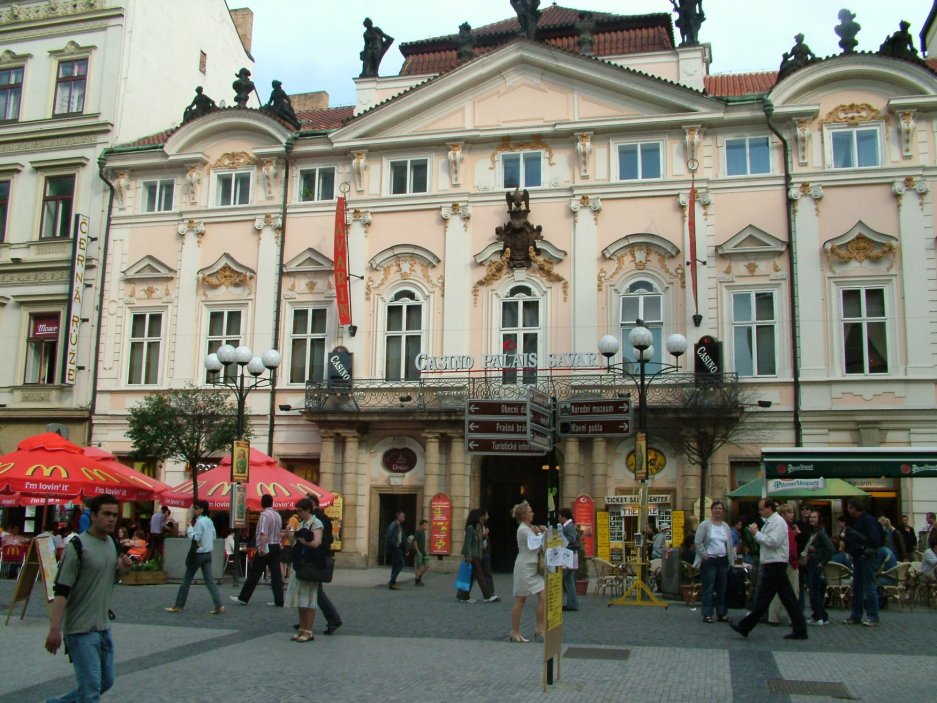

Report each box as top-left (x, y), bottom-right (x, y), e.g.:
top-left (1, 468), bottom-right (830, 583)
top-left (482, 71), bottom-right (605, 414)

top-left (315, 509), bottom-right (334, 553)
top-left (55, 532), bottom-right (120, 620)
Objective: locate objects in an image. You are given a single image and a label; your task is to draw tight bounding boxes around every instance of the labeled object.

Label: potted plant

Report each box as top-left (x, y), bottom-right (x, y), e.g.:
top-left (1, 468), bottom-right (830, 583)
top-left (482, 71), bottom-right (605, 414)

top-left (121, 555), bottom-right (167, 585)
top-left (574, 528), bottom-right (590, 596)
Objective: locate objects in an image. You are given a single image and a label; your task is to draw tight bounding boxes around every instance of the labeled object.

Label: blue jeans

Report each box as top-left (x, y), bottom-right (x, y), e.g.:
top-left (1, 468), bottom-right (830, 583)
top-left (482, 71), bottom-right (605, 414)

top-left (700, 556), bottom-right (729, 619)
top-left (174, 552), bottom-right (222, 609)
top-left (388, 546), bottom-right (404, 585)
top-left (806, 560), bottom-right (828, 622)
top-left (562, 567), bottom-right (579, 610)
top-left (850, 554), bottom-right (879, 623)
top-left (47, 630), bottom-right (114, 703)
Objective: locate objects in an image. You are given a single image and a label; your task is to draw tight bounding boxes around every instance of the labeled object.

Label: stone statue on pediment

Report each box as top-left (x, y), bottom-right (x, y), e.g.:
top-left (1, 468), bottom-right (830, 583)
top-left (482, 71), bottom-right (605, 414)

top-left (671, 0), bottom-right (705, 47)
top-left (778, 34), bottom-right (818, 80)
top-left (264, 80), bottom-right (300, 128)
top-left (496, 187), bottom-right (542, 268)
top-left (182, 86), bottom-right (217, 123)
top-left (456, 22), bottom-right (475, 63)
top-left (576, 12), bottom-right (596, 56)
top-left (879, 21), bottom-right (919, 61)
top-left (360, 17), bottom-right (394, 77)
top-left (835, 9), bottom-right (860, 54)
top-left (510, 0), bottom-right (541, 40)
top-left (232, 67), bottom-right (255, 107)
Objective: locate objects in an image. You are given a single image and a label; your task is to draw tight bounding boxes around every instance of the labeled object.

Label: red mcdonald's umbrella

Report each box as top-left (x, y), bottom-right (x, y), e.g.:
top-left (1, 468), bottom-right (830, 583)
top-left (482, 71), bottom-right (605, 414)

top-left (0, 432), bottom-right (168, 504)
top-left (82, 446), bottom-right (172, 498)
top-left (160, 448), bottom-right (333, 511)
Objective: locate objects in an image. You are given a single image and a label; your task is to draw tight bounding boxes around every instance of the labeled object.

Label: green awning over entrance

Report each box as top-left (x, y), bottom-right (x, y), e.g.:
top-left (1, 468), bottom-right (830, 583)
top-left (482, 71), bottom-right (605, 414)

top-left (762, 448), bottom-right (937, 479)
top-left (728, 477), bottom-right (867, 499)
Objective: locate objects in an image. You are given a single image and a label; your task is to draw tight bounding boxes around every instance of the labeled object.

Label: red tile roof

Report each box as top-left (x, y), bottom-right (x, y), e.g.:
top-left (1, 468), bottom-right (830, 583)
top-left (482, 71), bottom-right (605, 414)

top-left (400, 5), bottom-right (674, 76)
top-left (704, 72), bottom-right (778, 97)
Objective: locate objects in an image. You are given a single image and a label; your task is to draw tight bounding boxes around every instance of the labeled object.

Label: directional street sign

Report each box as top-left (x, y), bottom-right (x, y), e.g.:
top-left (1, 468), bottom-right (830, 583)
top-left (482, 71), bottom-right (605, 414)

top-left (466, 400), bottom-right (527, 417)
top-left (558, 418), bottom-right (632, 437)
top-left (465, 418), bottom-right (527, 435)
top-left (465, 437), bottom-right (545, 455)
top-left (526, 386), bottom-right (554, 451)
top-left (557, 397), bottom-right (632, 438)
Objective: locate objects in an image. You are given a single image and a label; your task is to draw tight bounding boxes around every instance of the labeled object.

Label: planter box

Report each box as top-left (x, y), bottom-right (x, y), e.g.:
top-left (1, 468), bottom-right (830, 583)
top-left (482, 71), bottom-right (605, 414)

top-left (122, 570), bottom-right (167, 586)
top-left (575, 579), bottom-right (589, 596)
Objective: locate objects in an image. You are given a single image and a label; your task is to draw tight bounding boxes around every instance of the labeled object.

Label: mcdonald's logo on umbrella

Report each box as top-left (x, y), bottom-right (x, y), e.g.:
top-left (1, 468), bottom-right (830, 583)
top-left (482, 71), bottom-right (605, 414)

top-left (26, 464), bottom-right (69, 478)
top-left (256, 481), bottom-right (288, 497)
top-left (80, 466), bottom-right (122, 484)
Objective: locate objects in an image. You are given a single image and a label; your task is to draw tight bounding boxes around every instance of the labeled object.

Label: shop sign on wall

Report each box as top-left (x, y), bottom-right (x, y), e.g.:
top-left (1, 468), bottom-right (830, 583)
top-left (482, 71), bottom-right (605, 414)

top-left (596, 510), bottom-right (610, 562)
top-left (572, 495), bottom-right (595, 558)
top-left (429, 493), bottom-right (451, 555)
top-left (382, 447), bottom-right (417, 474)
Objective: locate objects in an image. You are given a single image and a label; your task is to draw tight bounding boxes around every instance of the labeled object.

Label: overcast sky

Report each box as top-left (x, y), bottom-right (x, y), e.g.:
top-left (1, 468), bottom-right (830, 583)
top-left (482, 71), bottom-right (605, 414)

top-left (239, 0), bottom-right (934, 108)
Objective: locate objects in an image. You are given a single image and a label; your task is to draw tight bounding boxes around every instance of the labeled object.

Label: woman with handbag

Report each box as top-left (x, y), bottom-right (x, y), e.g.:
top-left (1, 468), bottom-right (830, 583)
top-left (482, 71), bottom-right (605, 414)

top-left (287, 498), bottom-right (322, 642)
top-left (510, 500), bottom-right (546, 643)
top-left (457, 509), bottom-right (498, 603)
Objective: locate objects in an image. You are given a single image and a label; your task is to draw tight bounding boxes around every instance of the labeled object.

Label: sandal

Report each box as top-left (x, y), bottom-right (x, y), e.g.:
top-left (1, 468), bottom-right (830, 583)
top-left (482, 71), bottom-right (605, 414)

top-left (703, 616), bottom-right (714, 623)
top-left (292, 629), bottom-right (314, 642)
top-left (509, 633), bottom-right (529, 643)
top-left (717, 616), bottom-right (733, 623)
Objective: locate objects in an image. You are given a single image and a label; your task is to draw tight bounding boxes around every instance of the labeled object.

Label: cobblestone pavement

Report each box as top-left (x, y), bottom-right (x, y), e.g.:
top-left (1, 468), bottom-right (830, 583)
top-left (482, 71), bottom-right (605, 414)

top-left (2, 567), bottom-right (933, 703)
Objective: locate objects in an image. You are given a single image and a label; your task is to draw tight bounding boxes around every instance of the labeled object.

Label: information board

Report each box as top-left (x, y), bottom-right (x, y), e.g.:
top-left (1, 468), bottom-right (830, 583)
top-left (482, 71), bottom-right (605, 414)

top-left (596, 511), bottom-right (610, 561)
top-left (325, 492), bottom-right (343, 551)
top-left (429, 493), bottom-right (451, 555)
top-left (5, 536), bottom-right (57, 626)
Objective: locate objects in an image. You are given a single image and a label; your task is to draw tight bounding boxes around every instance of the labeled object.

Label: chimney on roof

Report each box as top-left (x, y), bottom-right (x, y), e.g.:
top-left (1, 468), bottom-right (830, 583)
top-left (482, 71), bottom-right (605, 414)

top-left (291, 91), bottom-right (329, 111)
top-left (229, 7), bottom-right (254, 54)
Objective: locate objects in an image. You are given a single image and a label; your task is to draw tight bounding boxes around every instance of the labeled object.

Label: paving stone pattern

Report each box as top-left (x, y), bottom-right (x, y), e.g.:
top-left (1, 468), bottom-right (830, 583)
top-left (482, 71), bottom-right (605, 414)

top-left (1, 568), bottom-right (933, 703)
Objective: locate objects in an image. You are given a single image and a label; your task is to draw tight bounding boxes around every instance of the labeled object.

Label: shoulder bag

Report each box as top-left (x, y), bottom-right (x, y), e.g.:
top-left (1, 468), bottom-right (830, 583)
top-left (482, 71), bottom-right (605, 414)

top-left (295, 556), bottom-right (334, 583)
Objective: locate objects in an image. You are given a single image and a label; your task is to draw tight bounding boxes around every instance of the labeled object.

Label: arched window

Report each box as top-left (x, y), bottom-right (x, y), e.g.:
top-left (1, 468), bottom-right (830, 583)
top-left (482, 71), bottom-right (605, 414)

top-left (385, 289), bottom-right (423, 380)
top-left (619, 280), bottom-right (663, 371)
top-left (500, 284), bottom-right (540, 384)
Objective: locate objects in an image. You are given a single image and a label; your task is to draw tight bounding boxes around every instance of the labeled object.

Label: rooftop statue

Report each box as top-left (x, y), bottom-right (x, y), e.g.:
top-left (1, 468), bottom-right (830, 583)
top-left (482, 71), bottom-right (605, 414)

top-left (264, 80), bottom-right (300, 128)
top-left (510, 0), bottom-right (541, 40)
top-left (778, 34), bottom-right (818, 80)
top-left (576, 12), bottom-right (596, 57)
top-left (182, 86), bottom-right (217, 124)
top-left (670, 0), bottom-right (705, 47)
top-left (360, 17), bottom-right (394, 78)
top-left (879, 21), bottom-right (919, 61)
top-left (456, 22), bottom-right (475, 64)
top-left (232, 67), bottom-right (255, 108)
top-left (835, 8), bottom-right (860, 54)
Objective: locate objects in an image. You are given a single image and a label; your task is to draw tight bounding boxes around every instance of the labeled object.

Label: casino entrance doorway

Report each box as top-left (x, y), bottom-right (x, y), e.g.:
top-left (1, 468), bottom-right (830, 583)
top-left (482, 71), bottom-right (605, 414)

top-left (481, 455), bottom-right (550, 572)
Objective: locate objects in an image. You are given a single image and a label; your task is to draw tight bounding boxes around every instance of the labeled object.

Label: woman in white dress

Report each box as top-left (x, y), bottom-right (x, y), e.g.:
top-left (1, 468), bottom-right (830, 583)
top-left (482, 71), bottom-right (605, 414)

top-left (286, 497), bottom-right (322, 642)
top-left (510, 500), bottom-right (546, 642)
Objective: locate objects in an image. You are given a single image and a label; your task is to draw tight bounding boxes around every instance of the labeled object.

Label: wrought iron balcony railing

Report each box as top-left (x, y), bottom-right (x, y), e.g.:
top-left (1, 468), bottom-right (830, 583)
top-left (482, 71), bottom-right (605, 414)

top-left (304, 372), bottom-right (740, 414)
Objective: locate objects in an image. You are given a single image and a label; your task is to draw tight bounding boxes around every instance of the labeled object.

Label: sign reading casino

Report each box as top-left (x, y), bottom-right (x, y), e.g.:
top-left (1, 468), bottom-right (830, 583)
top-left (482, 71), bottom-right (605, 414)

top-left (416, 352), bottom-right (604, 372)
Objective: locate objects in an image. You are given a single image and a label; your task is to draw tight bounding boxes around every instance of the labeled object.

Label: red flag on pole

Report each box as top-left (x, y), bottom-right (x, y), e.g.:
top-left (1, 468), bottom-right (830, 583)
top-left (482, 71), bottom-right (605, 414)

top-left (333, 196), bottom-right (352, 326)
top-left (688, 183), bottom-right (699, 317)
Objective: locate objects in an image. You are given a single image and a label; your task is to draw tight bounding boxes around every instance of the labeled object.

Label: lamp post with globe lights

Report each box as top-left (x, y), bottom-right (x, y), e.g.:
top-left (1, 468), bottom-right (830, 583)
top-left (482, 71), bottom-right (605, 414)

top-left (204, 344), bottom-right (281, 584)
top-left (598, 321), bottom-right (687, 608)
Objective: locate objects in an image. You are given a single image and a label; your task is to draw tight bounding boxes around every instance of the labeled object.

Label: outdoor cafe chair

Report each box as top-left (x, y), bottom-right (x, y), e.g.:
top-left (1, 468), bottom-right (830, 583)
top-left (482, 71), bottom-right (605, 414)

top-left (823, 561), bottom-right (853, 609)
top-left (0, 543), bottom-right (26, 579)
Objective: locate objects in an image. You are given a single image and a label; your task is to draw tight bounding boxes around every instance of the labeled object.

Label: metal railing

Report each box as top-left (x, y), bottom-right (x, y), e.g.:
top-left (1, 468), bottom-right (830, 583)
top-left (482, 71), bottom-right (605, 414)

top-left (304, 372), bottom-right (739, 414)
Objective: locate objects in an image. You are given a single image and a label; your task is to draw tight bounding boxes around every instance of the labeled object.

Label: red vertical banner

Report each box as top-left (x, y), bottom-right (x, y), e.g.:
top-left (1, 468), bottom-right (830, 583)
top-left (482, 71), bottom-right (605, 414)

top-left (573, 494), bottom-right (596, 558)
top-left (687, 184), bottom-right (699, 317)
top-left (333, 196), bottom-right (352, 326)
top-left (429, 493), bottom-right (451, 555)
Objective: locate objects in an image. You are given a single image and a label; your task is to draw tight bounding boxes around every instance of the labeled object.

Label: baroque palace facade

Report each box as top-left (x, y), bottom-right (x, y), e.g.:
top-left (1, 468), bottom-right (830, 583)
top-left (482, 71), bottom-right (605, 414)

top-left (90, 5), bottom-right (937, 566)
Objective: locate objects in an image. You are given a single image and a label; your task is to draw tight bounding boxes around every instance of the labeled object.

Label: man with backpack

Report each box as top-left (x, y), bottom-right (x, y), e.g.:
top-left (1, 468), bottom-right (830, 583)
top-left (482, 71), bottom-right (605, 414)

top-left (45, 493), bottom-right (132, 702)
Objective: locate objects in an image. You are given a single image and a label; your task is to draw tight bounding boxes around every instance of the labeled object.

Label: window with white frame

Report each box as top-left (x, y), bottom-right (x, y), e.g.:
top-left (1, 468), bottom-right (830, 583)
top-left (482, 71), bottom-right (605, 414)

top-left (290, 307), bottom-right (328, 383)
top-left (40, 174), bottom-right (75, 239)
top-left (127, 311), bottom-right (162, 385)
top-left (389, 158), bottom-right (428, 195)
top-left (726, 136), bottom-right (770, 176)
top-left (206, 309), bottom-right (242, 382)
top-left (384, 289), bottom-right (423, 381)
top-left (0, 66), bottom-right (24, 121)
top-left (299, 167), bottom-right (336, 201)
top-left (840, 286), bottom-right (888, 374)
top-left (25, 313), bottom-right (60, 384)
top-left (142, 178), bottom-right (174, 212)
top-left (830, 126), bottom-right (880, 169)
top-left (618, 142), bottom-right (662, 180)
top-left (502, 151), bottom-right (542, 189)
top-left (619, 280), bottom-right (663, 371)
top-left (215, 171), bottom-right (251, 206)
top-left (500, 284), bottom-right (541, 385)
top-left (731, 290), bottom-right (777, 376)
top-left (53, 58), bottom-right (87, 115)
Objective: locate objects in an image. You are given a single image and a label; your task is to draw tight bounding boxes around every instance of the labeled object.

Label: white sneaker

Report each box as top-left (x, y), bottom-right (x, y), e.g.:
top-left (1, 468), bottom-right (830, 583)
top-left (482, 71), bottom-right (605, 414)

top-left (229, 596), bottom-right (247, 605)
top-left (485, 595), bottom-right (501, 602)
top-left (457, 598), bottom-right (476, 604)
top-left (807, 618), bottom-right (828, 626)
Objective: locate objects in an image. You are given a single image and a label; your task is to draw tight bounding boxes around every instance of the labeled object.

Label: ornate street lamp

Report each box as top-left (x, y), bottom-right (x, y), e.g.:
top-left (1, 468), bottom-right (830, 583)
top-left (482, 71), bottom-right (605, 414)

top-left (204, 344), bottom-right (280, 584)
top-left (599, 321), bottom-right (686, 608)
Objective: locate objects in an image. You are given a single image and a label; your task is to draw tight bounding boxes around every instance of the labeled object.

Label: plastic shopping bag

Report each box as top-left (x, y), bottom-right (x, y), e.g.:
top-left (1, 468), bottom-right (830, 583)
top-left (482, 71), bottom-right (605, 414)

top-left (453, 559), bottom-right (473, 591)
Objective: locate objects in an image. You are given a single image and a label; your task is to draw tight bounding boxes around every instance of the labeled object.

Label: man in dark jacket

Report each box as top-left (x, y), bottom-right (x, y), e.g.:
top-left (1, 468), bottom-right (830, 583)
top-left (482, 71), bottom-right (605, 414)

top-left (843, 497), bottom-right (882, 626)
top-left (385, 511), bottom-right (405, 590)
top-left (311, 494), bottom-right (342, 634)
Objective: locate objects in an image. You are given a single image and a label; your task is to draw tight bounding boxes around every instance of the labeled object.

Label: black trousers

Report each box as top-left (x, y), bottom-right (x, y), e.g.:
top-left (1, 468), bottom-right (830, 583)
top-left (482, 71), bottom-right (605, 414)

top-left (737, 561), bottom-right (806, 636)
top-left (317, 584), bottom-right (341, 627)
top-left (238, 544), bottom-right (284, 606)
